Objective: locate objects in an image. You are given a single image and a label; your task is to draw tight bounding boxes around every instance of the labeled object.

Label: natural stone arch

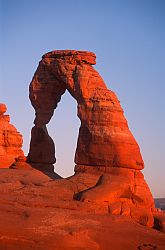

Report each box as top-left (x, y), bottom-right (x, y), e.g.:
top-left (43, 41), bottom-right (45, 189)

top-left (27, 50), bottom-right (143, 171)
top-left (27, 50), bottom-right (155, 227)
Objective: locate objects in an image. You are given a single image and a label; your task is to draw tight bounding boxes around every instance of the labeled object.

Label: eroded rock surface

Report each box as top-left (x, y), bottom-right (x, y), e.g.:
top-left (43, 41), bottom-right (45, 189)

top-left (0, 103), bottom-right (24, 168)
top-left (0, 168), bottom-right (164, 250)
top-left (27, 50), bottom-right (155, 227)
top-left (28, 50), bottom-right (143, 170)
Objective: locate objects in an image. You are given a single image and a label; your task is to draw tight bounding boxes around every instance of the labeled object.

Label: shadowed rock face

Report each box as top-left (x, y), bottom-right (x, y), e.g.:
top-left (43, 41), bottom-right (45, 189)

top-left (27, 50), bottom-right (155, 227)
top-left (0, 103), bottom-right (24, 168)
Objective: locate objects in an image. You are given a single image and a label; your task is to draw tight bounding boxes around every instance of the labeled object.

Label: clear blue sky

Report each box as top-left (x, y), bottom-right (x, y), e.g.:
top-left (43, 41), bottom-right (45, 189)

top-left (0, 0), bottom-right (165, 197)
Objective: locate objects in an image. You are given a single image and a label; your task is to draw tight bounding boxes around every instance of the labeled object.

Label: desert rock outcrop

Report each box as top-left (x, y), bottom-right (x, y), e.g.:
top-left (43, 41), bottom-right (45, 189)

top-left (28, 50), bottom-right (155, 226)
top-left (0, 103), bottom-right (24, 168)
top-left (0, 168), bottom-right (165, 250)
top-left (28, 50), bottom-right (143, 170)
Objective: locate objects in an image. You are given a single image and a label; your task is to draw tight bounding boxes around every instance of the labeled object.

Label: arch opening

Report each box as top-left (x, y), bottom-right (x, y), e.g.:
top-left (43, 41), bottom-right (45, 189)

top-left (47, 91), bottom-right (80, 177)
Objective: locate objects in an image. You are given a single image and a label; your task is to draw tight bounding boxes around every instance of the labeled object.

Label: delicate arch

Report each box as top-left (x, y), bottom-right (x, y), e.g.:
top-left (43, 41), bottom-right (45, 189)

top-left (28, 50), bottom-right (144, 171)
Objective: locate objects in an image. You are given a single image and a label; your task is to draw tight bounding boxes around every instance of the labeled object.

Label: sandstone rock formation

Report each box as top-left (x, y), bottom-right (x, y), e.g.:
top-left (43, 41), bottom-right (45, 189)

top-left (28, 50), bottom-right (143, 170)
top-left (28, 126), bottom-right (55, 164)
top-left (0, 168), bottom-right (165, 250)
top-left (28, 50), bottom-right (155, 227)
top-left (0, 103), bottom-right (24, 168)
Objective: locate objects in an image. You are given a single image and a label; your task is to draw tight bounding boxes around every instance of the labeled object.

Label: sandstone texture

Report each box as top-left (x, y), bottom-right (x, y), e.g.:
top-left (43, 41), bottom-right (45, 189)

top-left (27, 50), bottom-right (155, 227)
top-left (0, 167), bottom-right (165, 250)
top-left (28, 126), bottom-right (55, 164)
top-left (0, 103), bottom-right (24, 168)
top-left (28, 50), bottom-right (143, 170)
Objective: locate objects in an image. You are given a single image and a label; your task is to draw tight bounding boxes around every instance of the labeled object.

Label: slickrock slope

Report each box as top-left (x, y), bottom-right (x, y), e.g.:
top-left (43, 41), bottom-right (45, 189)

top-left (0, 103), bottom-right (24, 168)
top-left (0, 167), bottom-right (165, 250)
top-left (27, 50), bottom-right (155, 227)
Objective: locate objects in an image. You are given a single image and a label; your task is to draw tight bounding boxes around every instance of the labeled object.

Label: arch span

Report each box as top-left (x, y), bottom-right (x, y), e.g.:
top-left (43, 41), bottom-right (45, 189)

top-left (27, 50), bottom-right (155, 227)
top-left (27, 50), bottom-right (143, 172)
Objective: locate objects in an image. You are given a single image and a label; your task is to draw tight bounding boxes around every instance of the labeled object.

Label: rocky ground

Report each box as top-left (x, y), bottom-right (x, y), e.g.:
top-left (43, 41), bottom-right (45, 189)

top-left (0, 167), bottom-right (165, 250)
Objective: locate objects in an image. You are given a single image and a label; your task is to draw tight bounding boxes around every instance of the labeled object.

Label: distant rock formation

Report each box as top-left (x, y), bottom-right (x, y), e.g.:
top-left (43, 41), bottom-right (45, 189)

top-left (28, 50), bottom-right (155, 227)
top-left (155, 198), bottom-right (165, 211)
top-left (0, 103), bottom-right (24, 168)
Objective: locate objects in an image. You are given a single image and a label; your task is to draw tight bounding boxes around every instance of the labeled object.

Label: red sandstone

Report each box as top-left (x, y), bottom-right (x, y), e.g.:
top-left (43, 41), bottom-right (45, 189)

top-left (27, 50), bottom-right (155, 227)
top-left (0, 51), bottom-right (164, 249)
top-left (0, 168), bottom-right (164, 250)
top-left (0, 103), bottom-right (24, 168)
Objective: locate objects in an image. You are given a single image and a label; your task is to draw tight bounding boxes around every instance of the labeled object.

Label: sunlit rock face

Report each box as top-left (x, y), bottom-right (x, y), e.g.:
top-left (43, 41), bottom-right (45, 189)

top-left (28, 50), bottom-right (143, 170)
top-left (0, 103), bottom-right (24, 168)
top-left (28, 50), bottom-right (155, 227)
